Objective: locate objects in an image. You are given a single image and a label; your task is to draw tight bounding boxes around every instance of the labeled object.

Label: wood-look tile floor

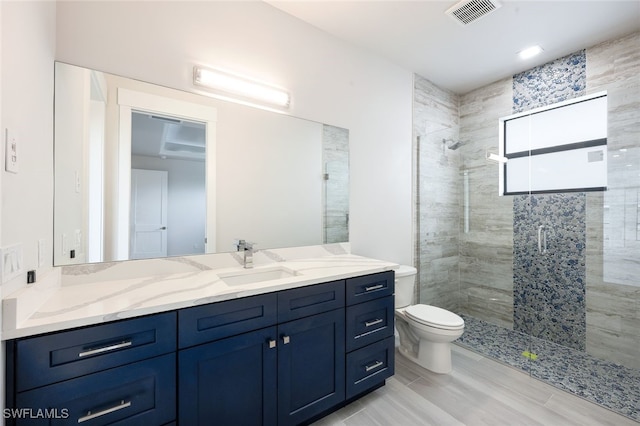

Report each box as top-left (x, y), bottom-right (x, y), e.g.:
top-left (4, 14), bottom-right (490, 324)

top-left (314, 345), bottom-right (638, 426)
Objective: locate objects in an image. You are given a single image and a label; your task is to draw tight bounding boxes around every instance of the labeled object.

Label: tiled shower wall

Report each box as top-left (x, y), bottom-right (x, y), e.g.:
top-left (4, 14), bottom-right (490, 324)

top-left (414, 31), bottom-right (639, 369)
top-left (457, 80), bottom-right (514, 327)
top-left (413, 75), bottom-right (461, 311)
top-left (585, 32), bottom-right (640, 369)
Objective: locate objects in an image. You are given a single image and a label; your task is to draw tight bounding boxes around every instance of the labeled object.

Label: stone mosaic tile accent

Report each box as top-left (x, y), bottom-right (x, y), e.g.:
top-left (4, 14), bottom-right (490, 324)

top-left (513, 50), bottom-right (586, 113)
top-left (511, 51), bottom-right (589, 351)
top-left (513, 193), bottom-right (587, 351)
top-left (457, 314), bottom-right (640, 421)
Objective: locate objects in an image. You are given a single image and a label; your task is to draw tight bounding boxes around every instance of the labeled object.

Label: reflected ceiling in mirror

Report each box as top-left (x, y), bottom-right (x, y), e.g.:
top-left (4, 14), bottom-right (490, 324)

top-left (53, 62), bottom-right (349, 266)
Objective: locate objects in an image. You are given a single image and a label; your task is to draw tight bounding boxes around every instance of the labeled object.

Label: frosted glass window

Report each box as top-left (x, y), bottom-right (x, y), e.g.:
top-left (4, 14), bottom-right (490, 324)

top-left (499, 92), bottom-right (607, 195)
top-left (505, 147), bottom-right (607, 194)
top-left (505, 96), bottom-right (607, 154)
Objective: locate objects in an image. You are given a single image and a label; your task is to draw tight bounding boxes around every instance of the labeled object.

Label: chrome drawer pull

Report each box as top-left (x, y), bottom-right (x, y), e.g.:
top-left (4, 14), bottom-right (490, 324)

top-left (365, 361), bottom-right (383, 372)
top-left (78, 340), bottom-right (132, 358)
top-left (364, 284), bottom-right (384, 292)
top-left (365, 319), bottom-right (384, 327)
top-left (78, 400), bottom-right (131, 423)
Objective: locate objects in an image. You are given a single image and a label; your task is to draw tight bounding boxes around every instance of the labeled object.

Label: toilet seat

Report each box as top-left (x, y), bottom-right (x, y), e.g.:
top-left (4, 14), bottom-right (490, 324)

top-left (405, 304), bottom-right (464, 331)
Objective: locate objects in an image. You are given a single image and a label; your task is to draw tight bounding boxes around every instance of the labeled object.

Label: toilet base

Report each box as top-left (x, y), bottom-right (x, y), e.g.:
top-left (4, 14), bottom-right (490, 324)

top-left (416, 339), bottom-right (452, 374)
top-left (397, 337), bottom-right (453, 374)
top-left (395, 308), bottom-right (462, 375)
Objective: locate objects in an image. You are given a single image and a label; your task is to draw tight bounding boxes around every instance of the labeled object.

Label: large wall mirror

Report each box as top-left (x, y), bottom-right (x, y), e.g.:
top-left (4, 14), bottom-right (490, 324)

top-left (54, 62), bottom-right (349, 266)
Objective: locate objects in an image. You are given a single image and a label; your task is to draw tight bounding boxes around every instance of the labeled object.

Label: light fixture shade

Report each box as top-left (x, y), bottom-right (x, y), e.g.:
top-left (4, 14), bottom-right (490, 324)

top-left (193, 66), bottom-right (290, 108)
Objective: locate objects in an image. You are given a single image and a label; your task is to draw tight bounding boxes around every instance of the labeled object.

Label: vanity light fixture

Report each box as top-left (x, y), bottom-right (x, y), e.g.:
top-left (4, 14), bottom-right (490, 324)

top-left (193, 66), bottom-right (290, 108)
top-left (518, 45), bottom-right (543, 60)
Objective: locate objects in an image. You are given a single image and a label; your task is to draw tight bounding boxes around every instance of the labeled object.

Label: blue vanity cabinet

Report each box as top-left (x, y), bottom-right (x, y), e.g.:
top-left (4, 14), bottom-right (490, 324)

top-left (6, 312), bottom-right (177, 425)
top-left (178, 281), bottom-right (346, 426)
top-left (277, 308), bottom-right (345, 425)
top-left (178, 326), bottom-right (278, 425)
top-left (177, 293), bottom-right (279, 425)
top-left (5, 271), bottom-right (395, 425)
top-left (345, 271), bottom-right (395, 400)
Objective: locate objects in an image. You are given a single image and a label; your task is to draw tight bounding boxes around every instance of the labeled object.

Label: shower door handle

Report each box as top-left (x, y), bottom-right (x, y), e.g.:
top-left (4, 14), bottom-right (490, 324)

top-left (538, 225), bottom-right (548, 254)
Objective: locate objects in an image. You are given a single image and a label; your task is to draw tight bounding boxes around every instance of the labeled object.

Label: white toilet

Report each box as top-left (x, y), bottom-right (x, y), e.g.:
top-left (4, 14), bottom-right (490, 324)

top-left (394, 265), bottom-right (465, 374)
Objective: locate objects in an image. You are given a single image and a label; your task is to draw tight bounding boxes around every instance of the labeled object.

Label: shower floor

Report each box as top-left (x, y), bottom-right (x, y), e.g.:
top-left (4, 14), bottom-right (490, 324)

top-left (455, 314), bottom-right (640, 422)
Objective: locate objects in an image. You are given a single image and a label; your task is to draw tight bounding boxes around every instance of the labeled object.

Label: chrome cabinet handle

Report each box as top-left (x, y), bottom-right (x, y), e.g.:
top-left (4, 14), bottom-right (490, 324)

top-left (78, 340), bottom-right (132, 358)
top-left (364, 284), bottom-right (384, 292)
top-left (365, 361), bottom-right (383, 372)
top-left (282, 335), bottom-right (290, 345)
top-left (268, 339), bottom-right (276, 349)
top-left (78, 400), bottom-right (131, 423)
top-left (365, 319), bottom-right (384, 327)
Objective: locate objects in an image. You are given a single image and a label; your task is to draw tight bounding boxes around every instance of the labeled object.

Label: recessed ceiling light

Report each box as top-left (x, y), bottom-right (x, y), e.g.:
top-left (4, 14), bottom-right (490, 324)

top-left (518, 45), bottom-right (543, 60)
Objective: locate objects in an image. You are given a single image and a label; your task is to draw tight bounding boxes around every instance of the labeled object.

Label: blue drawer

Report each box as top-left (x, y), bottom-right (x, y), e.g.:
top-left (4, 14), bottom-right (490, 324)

top-left (346, 296), bottom-right (395, 352)
top-left (15, 353), bottom-right (176, 425)
top-left (179, 293), bottom-right (277, 348)
top-left (346, 336), bottom-right (395, 400)
top-left (15, 312), bottom-right (176, 392)
top-left (345, 271), bottom-right (394, 306)
top-left (277, 280), bottom-right (345, 323)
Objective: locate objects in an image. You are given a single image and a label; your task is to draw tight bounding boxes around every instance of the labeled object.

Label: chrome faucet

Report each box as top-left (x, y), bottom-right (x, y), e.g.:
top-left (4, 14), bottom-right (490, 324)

top-left (236, 239), bottom-right (254, 269)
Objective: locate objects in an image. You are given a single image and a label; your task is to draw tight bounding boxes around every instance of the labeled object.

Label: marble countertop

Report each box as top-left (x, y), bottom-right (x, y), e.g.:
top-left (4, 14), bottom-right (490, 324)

top-left (2, 252), bottom-right (397, 340)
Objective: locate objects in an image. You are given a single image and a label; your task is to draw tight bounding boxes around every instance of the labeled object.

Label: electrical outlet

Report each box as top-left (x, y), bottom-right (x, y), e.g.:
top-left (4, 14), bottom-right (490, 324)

top-left (1, 244), bottom-right (24, 283)
top-left (5, 128), bottom-right (19, 174)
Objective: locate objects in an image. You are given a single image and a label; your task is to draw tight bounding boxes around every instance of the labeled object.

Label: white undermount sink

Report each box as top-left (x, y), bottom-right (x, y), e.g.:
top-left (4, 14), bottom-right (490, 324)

top-left (219, 266), bottom-right (300, 286)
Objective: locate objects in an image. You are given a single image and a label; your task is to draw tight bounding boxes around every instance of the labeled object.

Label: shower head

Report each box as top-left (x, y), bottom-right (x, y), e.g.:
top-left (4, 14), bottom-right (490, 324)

top-left (443, 138), bottom-right (464, 150)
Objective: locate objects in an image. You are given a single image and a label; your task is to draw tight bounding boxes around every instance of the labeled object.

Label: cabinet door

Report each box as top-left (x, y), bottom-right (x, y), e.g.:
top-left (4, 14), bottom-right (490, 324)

top-left (179, 326), bottom-right (277, 426)
top-left (277, 309), bottom-right (345, 426)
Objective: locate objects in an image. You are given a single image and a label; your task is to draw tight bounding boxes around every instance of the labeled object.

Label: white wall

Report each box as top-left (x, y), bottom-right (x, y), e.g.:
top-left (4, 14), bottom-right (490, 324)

top-left (1, 0), bottom-right (56, 411)
top-left (55, 1), bottom-right (414, 266)
top-left (1, 2), bottom-right (56, 291)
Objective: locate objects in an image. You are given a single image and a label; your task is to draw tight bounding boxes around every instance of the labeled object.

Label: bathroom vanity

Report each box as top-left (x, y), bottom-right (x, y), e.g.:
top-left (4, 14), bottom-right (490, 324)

top-left (4, 254), bottom-right (396, 425)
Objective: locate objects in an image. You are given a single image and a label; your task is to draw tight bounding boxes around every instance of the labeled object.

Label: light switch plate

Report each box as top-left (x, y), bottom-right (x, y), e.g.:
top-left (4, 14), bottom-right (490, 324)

top-left (5, 128), bottom-right (19, 174)
top-left (1, 243), bottom-right (24, 283)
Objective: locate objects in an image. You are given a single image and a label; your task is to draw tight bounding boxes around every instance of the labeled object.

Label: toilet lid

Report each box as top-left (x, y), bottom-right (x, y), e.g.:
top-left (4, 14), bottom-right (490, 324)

top-left (405, 304), bottom-right (464, 329)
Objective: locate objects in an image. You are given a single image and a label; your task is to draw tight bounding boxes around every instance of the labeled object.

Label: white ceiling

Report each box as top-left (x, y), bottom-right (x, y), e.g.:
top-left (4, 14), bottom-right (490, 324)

top-left (267, 0), bottom-right (640, 94)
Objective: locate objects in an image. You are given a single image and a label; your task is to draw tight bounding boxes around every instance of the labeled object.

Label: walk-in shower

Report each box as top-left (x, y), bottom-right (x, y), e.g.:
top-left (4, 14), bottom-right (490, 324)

top-left (412, 41), bottom-right (639, 421)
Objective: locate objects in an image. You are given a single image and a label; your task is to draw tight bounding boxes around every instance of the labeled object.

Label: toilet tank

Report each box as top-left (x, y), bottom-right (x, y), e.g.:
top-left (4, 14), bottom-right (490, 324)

top-left (395, 265), bottom-right (417, 308)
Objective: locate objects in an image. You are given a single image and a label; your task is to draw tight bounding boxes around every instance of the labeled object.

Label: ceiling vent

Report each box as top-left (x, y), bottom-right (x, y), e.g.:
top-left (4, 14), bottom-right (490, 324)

top-left (446, 0), bottom-right (501, 26)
